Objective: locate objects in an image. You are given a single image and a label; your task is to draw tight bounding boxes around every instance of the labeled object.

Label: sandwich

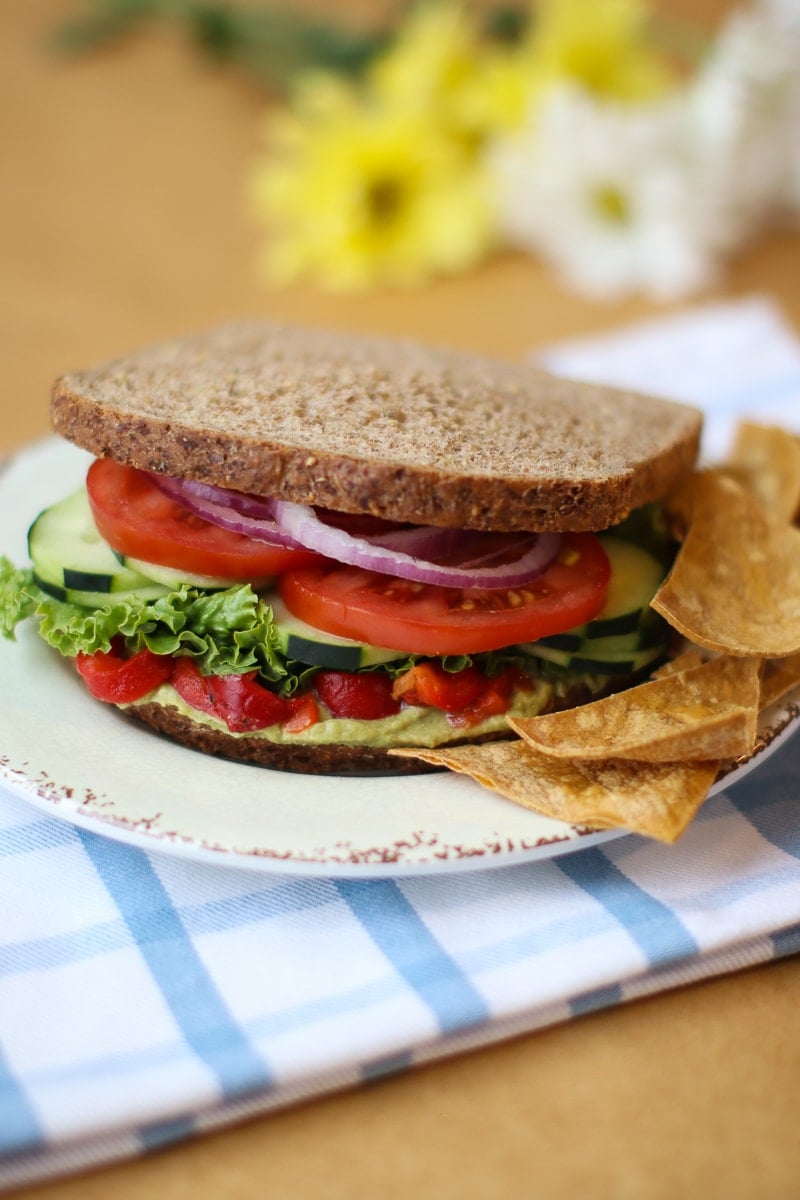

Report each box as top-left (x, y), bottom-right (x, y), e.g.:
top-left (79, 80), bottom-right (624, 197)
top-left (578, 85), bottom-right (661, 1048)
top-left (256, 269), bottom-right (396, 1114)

top-left (1, 321), bottom-right (702, 774)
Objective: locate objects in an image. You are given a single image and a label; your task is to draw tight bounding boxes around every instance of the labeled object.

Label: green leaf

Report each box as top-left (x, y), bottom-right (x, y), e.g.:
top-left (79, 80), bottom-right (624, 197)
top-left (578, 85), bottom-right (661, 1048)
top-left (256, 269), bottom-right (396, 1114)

top-left (0, 558), bottom-right (38, 640)
top-left (50, 0), bottom-right (390, 91)
top-left (31, 582), bottom-right (289, 681)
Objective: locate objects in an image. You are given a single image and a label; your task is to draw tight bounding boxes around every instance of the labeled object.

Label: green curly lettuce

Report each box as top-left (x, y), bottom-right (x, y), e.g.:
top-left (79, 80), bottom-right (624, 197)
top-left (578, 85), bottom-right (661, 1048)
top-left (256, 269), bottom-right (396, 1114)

top-left (40, 583), bottom-right (290, 678)
top-left (0, 562), bottom-right (294, 680)
top-left (0, 558), bottom-right (37, 638)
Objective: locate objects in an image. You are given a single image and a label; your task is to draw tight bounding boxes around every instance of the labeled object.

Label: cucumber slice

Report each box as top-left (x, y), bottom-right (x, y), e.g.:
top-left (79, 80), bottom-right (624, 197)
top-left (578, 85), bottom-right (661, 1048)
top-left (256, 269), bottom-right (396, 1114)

top-left (270, 596), bottom-right (406, 670)
top-left (565, 646), bottom-right (665, 676)
top-left (582, 537), bottom-right (665, 638)
top-left (518, 538), bottom-right (669, 670)
top-left (522, 641), bottom-right (665, 677)
top-left (118, 554), bottom-right (267, 592)
top-left (33, 573), bottom-right (169, 608)
top-left (28, 489), bottom-right (169, 607)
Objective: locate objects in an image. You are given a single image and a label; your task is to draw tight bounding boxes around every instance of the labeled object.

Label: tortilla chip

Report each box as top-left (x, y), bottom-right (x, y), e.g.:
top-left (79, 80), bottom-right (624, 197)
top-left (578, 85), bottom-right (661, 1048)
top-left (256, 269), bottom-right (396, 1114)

top-left (725, 422), bottom-right (800, 524)
top-left (650, 647), bottom-right (706, 679)
top-left (652, 471), bottom-right (800, 657)
top-left (391, 740), bottom-right (719, 843)
top-left (507, 655), bottom-right (760, 763)
top-left (759, 653), bottom-right (800, 710)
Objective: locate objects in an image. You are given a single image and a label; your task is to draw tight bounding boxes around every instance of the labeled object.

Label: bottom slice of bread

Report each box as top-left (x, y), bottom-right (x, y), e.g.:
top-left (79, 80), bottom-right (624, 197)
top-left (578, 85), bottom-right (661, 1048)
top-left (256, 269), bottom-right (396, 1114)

top-left (129, 701), bottom-right (448, 775)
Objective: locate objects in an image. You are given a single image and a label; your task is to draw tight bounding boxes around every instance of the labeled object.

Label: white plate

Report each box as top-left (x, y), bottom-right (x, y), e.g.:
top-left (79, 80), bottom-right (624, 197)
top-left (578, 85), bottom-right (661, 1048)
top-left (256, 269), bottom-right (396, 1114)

top-left (2, 439), bottom-right (799, 877)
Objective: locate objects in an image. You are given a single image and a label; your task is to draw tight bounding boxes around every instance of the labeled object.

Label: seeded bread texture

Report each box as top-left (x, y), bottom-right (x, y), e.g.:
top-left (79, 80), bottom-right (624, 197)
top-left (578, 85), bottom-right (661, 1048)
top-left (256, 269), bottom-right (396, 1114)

top-left (129, 701), bottom-right (447, 774)
top-left (51, 321), bottom-right (702, 532)
top-left (127, 680), bottom-right (614, 776)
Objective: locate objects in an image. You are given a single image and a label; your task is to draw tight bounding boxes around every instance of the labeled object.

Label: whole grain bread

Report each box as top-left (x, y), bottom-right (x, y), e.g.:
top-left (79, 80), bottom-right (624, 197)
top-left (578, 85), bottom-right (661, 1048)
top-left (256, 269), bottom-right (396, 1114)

top-left (129, 700), bottom-right (445, 774)
top-left (51, 321), bottom-right (702, 532)
top-left (127, 679), bottom-right (616, 776)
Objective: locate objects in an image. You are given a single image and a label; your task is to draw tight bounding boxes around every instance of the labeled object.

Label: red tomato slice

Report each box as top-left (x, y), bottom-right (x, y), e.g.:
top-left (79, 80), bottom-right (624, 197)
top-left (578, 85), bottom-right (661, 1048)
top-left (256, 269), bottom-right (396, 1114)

top-left (278, 533), bottom-right (611, 655)
top-left (75, 645), bottom-right (171, 702)
top-left (86, 459), bottom-right (319, 580)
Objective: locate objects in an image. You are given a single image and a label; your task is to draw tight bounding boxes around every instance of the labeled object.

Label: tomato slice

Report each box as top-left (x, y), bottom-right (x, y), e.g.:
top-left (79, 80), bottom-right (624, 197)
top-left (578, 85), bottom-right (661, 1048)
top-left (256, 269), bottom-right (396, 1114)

top-left (86, 459), bottom-right (319, 580)
top-left (75, 644), bottom-right (171, 702)
top-left (278, 533), bottom-right (611, 655)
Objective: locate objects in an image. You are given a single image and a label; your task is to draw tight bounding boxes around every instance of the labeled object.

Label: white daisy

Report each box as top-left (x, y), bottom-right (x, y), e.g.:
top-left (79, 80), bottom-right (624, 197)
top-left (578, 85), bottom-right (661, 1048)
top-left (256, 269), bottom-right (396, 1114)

top-left (489, 85), bottom-right (717, 302)
top-left (687, 2), bottom-right (800, 246)
top-left (755, 0), bottom-right (800, 216)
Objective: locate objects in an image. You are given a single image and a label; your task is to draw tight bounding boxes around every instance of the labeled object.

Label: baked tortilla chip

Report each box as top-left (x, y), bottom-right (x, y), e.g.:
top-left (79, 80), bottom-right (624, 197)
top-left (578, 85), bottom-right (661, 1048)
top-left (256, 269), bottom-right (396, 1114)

top-left (391, 740), bottom-right (719, 843)
top-left (650, 646), bottom-right (706, 678)
top-left (725, 422), bottom-right (800, 524)
top-left (652, 471), bottom-right (800, 656)
top-left (759, 653), bottom-right (800, 710)
top-left (508, 655), bottom-right (759, 763)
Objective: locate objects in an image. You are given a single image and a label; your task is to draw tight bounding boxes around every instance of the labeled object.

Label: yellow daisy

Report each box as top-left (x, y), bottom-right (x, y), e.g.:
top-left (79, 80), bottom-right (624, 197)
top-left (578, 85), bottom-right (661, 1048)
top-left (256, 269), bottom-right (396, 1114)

top-left (252, 77), bottom-right (494, 292)
top-left (370, 2), bottom-right (536, 144)
top-left (523, 0), bottom-right (674, 103)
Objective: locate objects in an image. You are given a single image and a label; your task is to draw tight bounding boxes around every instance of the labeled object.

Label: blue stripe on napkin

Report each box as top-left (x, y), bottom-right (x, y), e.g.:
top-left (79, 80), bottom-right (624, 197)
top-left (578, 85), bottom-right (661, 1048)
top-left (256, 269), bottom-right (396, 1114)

top-left (726, 770), bottom-right (800, 860)
top-left (0, 819), bottom-right (76, 858)
top-left (771, 924), bottom-right (800, 957)
top-left (0, 918), bottom-right (130, 979)
top-left (335, 880), bottom-right (489, 1034)
top-left (139, 1115), bottom-right (197, 1151)
top-left (0, 1046), bottom-right (42, 1156)
top-left (558, 850), bottom-right (698, 965)
top-left (78, 831), bottom-right (273, 1099)
top-left (569, 984), bottom-right (624, 1017)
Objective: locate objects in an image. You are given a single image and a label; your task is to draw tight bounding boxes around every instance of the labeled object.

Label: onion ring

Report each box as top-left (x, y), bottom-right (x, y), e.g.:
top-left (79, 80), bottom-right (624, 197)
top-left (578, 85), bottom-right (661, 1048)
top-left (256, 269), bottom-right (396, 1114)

top-left (269, 499), bottom-right (561, 588)
top-left (149, 473), bottom-right (562, 589)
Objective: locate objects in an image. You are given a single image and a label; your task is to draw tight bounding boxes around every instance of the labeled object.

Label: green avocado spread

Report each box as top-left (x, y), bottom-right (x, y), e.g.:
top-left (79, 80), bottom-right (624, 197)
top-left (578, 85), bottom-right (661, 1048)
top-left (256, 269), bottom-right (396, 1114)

top-left (126, 680), bottom-right (553, 748)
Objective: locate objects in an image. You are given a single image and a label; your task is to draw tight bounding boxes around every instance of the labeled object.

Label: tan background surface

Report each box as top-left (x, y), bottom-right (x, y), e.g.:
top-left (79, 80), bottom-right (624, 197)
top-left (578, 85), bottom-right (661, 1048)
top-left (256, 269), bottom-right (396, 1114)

top-left (3, 2), bottom-right (800, 1196)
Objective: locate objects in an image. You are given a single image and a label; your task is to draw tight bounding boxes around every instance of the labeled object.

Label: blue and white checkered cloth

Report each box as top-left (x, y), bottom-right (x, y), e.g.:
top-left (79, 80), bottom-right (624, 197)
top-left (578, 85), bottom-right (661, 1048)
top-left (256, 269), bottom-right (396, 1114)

top-left (2, 298), bottom-right (800, 1187)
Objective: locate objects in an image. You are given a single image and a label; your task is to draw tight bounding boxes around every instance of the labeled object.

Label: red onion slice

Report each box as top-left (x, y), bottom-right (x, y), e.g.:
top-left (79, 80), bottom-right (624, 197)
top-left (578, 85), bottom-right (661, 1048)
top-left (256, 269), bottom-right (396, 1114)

top-left (172, 477), bottom-right (277, 522)
top-left (269, 499), bottom-right (561, 589)
top-left (148, 473), bottom-right (306, 549)
top-left (148, 471), bottom-right (562, 588)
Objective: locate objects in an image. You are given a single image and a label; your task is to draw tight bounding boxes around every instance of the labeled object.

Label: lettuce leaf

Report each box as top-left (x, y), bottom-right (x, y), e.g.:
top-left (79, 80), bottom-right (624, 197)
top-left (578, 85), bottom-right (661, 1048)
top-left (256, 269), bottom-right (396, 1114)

top-left (0, 564), bottom-right (290, 680)
top-left (0, 558), bottom-right (38, 639)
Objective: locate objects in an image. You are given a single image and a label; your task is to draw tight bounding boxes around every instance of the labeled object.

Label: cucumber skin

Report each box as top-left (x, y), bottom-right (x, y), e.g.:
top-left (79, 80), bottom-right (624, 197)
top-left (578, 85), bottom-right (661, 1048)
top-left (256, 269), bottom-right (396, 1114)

top-left (283, 633), bottom-right (364, 672)
top-left (517, 538), bottom-right (669, 673)
top-left (28, 490), bottom-right (169, 605)
top-left (522, 641), bottom-right (666, 677)
top-left (33, 571), bottom-right (168, 608)
top-left (118, 553), bottom-right (262, 591)
top-left (270, 595), bottom-right (406, 670)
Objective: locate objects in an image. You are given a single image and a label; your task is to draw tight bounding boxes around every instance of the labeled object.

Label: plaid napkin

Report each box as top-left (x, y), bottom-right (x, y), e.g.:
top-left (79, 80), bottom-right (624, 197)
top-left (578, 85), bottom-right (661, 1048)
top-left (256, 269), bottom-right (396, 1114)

top-left (2, 298), bottom-right (800, 1188)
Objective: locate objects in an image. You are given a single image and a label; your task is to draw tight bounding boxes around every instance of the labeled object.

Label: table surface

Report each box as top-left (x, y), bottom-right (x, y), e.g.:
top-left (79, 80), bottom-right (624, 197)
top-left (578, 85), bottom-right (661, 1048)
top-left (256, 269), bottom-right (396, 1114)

top-left (3, 2), bottom-right (800, 1196)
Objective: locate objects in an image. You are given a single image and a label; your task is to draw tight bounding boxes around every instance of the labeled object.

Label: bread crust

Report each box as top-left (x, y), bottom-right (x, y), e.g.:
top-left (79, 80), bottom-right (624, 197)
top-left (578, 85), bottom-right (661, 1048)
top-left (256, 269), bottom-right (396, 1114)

top-left (51, 322), bottom-right (702, 533)
top-left (128, 701), bottom-right (456, 775)
top-left (125, 677), bottom-right (613, 776)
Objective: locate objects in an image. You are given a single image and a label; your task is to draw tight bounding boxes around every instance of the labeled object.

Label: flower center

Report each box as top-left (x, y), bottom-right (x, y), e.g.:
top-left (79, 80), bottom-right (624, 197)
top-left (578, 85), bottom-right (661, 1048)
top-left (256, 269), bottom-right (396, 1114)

top-left (365, 177), bottom-right (405, 224)
top-left (593, 183), bottom-right (630, 224)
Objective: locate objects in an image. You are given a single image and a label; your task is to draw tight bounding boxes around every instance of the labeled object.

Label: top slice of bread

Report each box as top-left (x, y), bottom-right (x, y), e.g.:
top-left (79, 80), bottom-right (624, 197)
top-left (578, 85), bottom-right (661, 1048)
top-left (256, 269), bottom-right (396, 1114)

top-left (51, 321), bottom-right (702, 532)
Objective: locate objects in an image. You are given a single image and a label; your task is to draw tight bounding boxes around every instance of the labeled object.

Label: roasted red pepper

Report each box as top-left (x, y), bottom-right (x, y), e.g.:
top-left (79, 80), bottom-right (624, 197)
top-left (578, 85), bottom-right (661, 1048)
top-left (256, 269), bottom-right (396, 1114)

top-left (171, 658), bottom-right (318, 734)
top-left (75, 644), bottom-right (172, 703)
top-left (314, 670), bottom-right (401, 720)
